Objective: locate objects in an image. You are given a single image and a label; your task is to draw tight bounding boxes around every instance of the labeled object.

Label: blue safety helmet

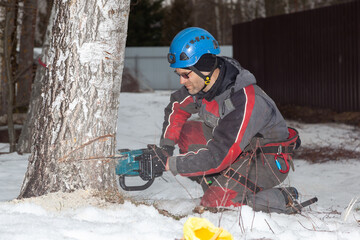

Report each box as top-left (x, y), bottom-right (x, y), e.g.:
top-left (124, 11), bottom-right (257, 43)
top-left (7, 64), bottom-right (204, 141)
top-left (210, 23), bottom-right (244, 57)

top-left (167, 27), bottom-right (220, 68)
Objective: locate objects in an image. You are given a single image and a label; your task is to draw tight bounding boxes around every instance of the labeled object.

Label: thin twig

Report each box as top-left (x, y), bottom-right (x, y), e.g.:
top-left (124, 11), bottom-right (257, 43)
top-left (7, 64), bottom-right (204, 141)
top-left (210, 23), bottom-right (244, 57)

top-left (149, 145), bottom-right (196, 201)
top-left (58, 134), bottom-right (115, 162)
top-left (342, 196), bottom-right (359, 221)
top-left (353, 215), bottom-right (360, 226)
top-left (297, 220), bottom-right (333, 233)
top-left (264, 219), bottom-right (275, 234)
top-left (251, 140), bottom-right (261, 231)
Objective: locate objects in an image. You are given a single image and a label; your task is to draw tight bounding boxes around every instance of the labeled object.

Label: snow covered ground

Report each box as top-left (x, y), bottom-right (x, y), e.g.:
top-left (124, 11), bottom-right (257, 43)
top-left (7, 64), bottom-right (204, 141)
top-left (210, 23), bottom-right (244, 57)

top-left (0, 91), bottom-right (359, 240)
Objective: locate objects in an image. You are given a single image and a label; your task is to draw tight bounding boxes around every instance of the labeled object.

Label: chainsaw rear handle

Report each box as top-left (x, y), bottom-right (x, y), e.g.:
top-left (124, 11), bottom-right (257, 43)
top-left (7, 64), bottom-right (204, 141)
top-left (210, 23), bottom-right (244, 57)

top-left (118, 175), bottom-right (155, 191)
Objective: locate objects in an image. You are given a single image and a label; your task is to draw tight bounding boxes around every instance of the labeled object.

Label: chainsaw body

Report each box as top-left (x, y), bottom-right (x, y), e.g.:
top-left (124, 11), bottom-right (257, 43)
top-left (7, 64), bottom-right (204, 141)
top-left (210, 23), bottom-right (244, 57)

top-left (115, 149), bottom-right (162, 191)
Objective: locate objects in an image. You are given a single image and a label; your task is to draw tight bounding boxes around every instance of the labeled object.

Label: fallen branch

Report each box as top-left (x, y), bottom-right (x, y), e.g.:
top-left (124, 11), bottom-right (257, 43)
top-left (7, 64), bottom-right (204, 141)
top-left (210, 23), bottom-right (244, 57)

top-left (264, 219), bottom-right (275, 234)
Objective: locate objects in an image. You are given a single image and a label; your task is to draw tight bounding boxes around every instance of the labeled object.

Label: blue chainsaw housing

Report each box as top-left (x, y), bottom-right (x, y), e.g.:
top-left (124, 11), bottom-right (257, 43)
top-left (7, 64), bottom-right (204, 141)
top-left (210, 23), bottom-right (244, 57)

top-left (115, 149), bottom-right (156, 191)
top-left (115, 149), bottom-right (144, 176)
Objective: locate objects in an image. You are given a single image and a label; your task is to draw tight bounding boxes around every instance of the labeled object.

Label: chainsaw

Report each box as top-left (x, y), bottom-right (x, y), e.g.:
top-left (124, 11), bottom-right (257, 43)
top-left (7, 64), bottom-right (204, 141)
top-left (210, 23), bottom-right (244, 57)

top-left (115, 149), bottom-right (163, 191)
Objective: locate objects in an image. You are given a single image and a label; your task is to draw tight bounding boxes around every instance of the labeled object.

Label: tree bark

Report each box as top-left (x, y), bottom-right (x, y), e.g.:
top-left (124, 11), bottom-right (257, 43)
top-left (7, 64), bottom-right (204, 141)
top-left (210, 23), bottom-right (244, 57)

top-left (4, 1), bottom-right (17, 152)
top-left (16, 0), bottom-right (37, 107)
top-left (17, 3), bottom-right (55, 154)
top-left (19, 0), bottom-right (130, 198)
top-left (0, 2), bottom-right (6, 116)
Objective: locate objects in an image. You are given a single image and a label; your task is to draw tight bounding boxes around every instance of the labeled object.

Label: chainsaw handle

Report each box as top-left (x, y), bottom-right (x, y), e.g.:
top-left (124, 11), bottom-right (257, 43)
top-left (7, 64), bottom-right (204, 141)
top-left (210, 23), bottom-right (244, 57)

top-left (118, 175), bottom-right (155, 191)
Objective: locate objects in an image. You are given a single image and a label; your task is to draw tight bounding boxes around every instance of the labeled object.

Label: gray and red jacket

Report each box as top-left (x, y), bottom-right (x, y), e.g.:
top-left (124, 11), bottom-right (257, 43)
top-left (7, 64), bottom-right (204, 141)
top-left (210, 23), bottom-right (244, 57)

top-left (161, 57), bottom-right (289, 177)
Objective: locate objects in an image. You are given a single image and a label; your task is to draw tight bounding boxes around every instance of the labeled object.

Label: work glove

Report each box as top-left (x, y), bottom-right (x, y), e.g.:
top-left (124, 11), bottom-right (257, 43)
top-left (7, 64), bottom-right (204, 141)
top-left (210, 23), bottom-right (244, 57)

top-left (160, 145), bottom-right (175, 156)
top-left (147, 144), bottom-right (171, 174)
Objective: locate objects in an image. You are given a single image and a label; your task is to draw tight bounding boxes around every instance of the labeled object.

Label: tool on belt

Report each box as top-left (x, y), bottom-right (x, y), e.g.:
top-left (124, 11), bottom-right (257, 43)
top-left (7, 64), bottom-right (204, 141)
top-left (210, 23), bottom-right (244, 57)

top-left (257, 127), bottom-right (301, 174)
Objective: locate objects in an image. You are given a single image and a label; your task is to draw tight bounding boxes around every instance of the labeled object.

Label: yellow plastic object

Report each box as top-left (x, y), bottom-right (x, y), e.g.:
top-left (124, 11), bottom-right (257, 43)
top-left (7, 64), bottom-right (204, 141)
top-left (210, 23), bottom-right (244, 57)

top-left (183, 217), bottom-right (234, 240)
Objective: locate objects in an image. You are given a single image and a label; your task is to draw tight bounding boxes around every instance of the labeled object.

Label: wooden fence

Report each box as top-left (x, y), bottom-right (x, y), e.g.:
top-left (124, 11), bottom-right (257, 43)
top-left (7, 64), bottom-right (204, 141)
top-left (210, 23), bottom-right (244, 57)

top-left (232, 0), bottom-right (360, 112)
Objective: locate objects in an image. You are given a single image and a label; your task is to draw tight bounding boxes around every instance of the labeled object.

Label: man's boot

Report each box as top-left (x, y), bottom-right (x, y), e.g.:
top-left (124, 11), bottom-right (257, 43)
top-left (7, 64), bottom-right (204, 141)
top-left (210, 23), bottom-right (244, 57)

top-left (246, 187), bottom-right (302, 214)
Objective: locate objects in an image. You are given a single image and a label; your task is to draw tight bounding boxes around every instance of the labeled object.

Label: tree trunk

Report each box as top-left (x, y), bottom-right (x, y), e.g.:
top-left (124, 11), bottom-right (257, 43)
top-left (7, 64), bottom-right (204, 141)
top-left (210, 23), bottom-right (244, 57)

top-left (191, 0), bottom-right (198, 26)
top-left (19, 0), bottom-right (130, 198)
top-left (4, 1), bottom-right (17, 152)
top-left (16, 0), bottom-right (37, 107)
top-left (17, 3), bottom-right (55, 154)
top-left (214, 0), bottom-right (222, 44)
top-left (265, 0), bottom-right (288, 17)
top-left (0, 2), bottom-right (6, 116)
top-left (34, 0), bottom-right (54, 47)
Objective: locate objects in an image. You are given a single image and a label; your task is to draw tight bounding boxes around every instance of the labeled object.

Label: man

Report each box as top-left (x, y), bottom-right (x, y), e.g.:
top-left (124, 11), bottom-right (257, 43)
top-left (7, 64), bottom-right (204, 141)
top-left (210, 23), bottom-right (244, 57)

top-left (148, 27), bottom-right (302, 214)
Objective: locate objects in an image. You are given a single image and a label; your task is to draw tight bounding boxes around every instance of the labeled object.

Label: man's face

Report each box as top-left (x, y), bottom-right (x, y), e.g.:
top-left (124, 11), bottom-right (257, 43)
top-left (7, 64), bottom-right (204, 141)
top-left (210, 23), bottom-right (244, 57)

top-left (175, 68), bottom-right (206, 95)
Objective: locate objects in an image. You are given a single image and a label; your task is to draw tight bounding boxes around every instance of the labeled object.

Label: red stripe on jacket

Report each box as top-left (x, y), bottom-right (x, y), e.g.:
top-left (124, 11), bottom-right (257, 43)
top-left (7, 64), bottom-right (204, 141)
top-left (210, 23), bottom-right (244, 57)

top-left (163, 96), bottom-right (193, 143)
top-left (181, 85), bottom-right (256, 176)
top-left (203, 99), bottom-right (220, 117)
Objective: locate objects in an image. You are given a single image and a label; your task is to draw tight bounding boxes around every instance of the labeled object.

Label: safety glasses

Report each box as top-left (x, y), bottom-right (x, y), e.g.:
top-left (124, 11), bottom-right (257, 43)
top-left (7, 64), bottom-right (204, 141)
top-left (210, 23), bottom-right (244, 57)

top-left (174, 70), bottom-right (193, 79)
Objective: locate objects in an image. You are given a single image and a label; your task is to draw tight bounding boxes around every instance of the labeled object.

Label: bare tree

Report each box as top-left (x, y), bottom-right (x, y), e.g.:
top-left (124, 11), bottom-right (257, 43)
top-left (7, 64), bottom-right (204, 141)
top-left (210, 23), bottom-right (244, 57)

top-left (0, 3), bottom-right (6, 116)
top-left (17, 1), bottom-right (55, 154)
top-left (19, 0), bottom-right (130, 198)
top-left (265, 0), bottom-right (288, 16)
top-left (3, 0), bottom-right (18, 152)
top-left (214, 0), bottom-right (222, 43)
top-left (34, 0), bottom-right (53, 47)
top-left (179, 0), bottom-right (348, 46)
top-left (16, 0), bottom-right (37, 107)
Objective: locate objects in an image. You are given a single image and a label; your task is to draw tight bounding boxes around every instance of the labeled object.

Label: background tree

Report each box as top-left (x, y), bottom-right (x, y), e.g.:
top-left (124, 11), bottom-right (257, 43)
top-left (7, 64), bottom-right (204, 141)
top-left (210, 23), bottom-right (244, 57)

top-left (18, 0), bottom-right (131, 198)
top-left (161, 0), bottom-right (193, 45)
top-left (160, 0), bottom-right (355, 46)
top-left (0, 3), bottom-right (6, 116)
top-left (16, 0), bottom-right (37, 108)
top-left (2, 0), bottom-right (18, 152)
top-left (126, 0), bottom-right (164, 46)
top-left (17, 1), bottom-right (54, 154)
top-left (34, 0), bottom-right (53, 47)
